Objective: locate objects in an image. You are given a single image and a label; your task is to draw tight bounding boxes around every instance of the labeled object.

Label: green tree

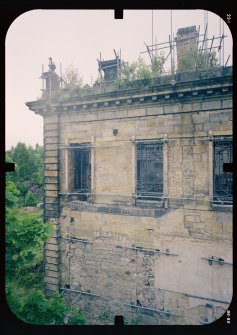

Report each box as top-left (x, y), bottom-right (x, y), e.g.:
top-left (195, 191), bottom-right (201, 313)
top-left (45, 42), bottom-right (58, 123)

top-left (67, 307), bottom-right (86, 325)
top-left (25, 191), bottom-right (38, 207)
top-left (151, 53), bottom-right (166, 76)
top-left (62, 64), bottom-right (83, 90)
top-left (6, 143), bottom-right (44, 206)
top-left (12, 143), bottom-right (37, 181)
top-left (6, 181), bottom-right (19, 209)
top-left (5, 209), bottom-right (52, 279)
top-left (5, 207), bottom-right (86, 325)
top-left (177, 46), bottom-right (218, 72)
top-left (113, 54), bottom-right (166, 90)
top-left (18, 290), bottom-right (68, 325)
top-left (121, 56), bottom-right (153, 82)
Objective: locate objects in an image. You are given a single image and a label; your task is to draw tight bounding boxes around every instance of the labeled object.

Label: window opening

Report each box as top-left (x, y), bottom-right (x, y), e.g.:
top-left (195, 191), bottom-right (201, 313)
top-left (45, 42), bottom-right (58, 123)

top-left (73, 143), bottom-right (91, 201)
top-left (136, 141), bottom-right (163, 201)
top-left (213, 137), bottom-right (232, 205)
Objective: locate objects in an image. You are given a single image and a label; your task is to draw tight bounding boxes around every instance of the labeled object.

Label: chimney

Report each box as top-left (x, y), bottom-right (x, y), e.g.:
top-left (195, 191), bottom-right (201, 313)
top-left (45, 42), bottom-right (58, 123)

top-left (175, 26), bottom-right (198, 68)
top-left (41, 57), bottom-right (60, 98)
top-left (98, 57), bottom-right (121, 82)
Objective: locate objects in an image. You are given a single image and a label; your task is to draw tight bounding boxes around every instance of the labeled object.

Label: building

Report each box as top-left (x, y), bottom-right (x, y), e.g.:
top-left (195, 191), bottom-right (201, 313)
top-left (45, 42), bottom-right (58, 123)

top-left (26, 28), bottom-right (233, 325)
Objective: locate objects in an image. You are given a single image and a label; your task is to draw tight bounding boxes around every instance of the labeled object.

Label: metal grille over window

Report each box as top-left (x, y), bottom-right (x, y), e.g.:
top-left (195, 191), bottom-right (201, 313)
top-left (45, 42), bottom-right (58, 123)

top-left (73, 144), bottom-right (91, 201)
top-left (136, 141), bottom-right (163, 200)
top-left (213, 137), bottom-right (233, 205)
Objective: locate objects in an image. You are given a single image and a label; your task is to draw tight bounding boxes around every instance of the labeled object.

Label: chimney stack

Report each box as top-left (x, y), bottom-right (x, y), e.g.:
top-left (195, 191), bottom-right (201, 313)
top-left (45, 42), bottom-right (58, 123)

top-left (175, 26), bottom-right (198, 67)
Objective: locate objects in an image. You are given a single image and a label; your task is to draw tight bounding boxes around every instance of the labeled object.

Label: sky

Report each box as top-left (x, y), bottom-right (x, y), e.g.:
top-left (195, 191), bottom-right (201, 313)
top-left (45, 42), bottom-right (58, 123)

top-left (5, 9), bottom-right (232, 150)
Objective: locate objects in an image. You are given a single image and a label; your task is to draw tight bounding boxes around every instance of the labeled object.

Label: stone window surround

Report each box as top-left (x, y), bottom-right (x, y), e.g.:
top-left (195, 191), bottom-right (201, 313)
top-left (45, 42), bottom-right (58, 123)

top-left (63, 133), bottom-right (233, 210)
top-left (209, 131), bottom-right (233, 210)
top-left (64, 135), bottom-right (167, 204)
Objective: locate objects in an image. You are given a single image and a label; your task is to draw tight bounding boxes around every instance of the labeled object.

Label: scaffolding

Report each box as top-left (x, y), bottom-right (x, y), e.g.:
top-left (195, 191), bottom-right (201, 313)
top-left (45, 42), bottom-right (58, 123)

top-left (141, 24), bottom-right (229, 74)
top-left (97, 50), bottom-right (122, 83)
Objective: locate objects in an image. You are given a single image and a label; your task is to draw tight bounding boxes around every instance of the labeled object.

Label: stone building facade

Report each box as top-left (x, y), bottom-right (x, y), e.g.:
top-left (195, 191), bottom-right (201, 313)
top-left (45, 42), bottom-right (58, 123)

top-left (26, 62), bottom-right (233, 325)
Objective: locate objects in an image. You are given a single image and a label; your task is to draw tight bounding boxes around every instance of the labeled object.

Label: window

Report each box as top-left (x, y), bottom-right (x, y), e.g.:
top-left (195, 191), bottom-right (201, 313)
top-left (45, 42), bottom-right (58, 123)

top-left (73, 143), bottom-right (91, 201)
top-left (213, 136), bottom-right (233, 205)
top-left (136, 140), bottom-right (163, 201)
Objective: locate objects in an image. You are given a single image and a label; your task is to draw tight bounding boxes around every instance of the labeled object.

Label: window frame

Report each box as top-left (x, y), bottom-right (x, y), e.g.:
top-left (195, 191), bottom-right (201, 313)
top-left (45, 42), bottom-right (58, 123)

top-left (71, 143), bottom-right (92, 201)
top-left (212, 135), bottom-right (233, 206)
top-left (135, 139), bottom-right (164, 203)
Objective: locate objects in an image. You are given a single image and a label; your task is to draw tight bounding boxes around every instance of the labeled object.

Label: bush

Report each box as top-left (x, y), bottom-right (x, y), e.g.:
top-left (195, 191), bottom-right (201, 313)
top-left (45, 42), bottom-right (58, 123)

top-left (25, 191), bottom-right (38, 207)
top-left (5, 208), bottom-right (86, 325)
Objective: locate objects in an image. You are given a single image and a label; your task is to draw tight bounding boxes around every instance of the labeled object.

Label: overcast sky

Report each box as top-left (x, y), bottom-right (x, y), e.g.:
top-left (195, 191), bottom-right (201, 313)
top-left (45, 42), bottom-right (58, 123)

top-left (5, 9), bottom-right (232, 150)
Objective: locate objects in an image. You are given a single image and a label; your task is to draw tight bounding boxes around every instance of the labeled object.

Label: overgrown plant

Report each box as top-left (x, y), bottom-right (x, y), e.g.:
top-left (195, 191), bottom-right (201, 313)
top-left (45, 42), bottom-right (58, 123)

top-left (124, 310), bottom-right (142, 325)
top-left (99, 307), bottom-right (112, 324)
top-left (177, 45), bottom-right (218, 72)
top-left (5, 207), bottom-right (86, 325)
top-left (6, 143), bottom-right (44, 206)
top-left (112, 53), bottom-right (166, 90)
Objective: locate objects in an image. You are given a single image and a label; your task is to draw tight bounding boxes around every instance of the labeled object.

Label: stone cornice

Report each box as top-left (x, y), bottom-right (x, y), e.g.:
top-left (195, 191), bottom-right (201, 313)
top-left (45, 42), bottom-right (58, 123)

top-left (26, 66), bottom-right (232, 116)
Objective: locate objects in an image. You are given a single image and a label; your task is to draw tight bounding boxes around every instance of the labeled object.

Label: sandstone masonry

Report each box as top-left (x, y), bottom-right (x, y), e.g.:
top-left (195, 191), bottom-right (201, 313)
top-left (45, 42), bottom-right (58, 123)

top-left (26, 65), bottom-right (233, 325)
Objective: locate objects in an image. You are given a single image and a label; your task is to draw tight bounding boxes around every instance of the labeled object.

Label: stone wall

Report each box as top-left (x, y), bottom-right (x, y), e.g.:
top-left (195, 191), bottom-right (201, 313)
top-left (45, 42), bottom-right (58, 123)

top-left (59, 206), bottom-right (231, 324)
top-left (26, 67), bottom-right (233, 324)
top-left (56, 98), bottom-right (232, 324)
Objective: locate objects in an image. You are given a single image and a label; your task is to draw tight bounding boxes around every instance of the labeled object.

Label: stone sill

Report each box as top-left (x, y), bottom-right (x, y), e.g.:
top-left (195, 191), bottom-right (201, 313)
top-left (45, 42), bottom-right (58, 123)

top-left (212, 204), bottom-right (233, 212)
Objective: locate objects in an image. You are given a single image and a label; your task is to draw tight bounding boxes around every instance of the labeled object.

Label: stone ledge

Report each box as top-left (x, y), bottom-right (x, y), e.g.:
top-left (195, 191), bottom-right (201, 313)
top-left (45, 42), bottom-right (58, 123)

top-left (63, 200), bottom-right (168, 218)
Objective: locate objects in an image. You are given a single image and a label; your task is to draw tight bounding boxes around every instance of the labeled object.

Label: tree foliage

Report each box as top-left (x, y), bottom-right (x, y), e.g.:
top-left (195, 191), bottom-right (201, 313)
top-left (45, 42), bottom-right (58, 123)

top-left (6, 143), bottom-right (44, 206)
top-left (6, 181), bottom-right (20, 209)
top-left (151, 53), bottom-right (166, 77)
top-left (177, 46), bottom-right (218, 72)
top-left (5, 208), bottom-right (86, 325)
top-left (112, 54), bottom-right (166, 90)
top-left (62, 64), bottom-right (83, 90)
top-left (5, 208), bottom-right (52, 279)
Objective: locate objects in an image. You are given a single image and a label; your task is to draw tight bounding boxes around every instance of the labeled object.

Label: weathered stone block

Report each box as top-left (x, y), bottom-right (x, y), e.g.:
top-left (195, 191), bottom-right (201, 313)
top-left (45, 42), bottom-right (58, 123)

top-left (192, 113), bottom-right (209, 123)
top-left (45, 196), bottom-right (58, 204)
top-left (222, 99), bottom-right (232, 109)
top-left (44, 130), bottom-right (58, 137)
top-left (182, 104), bottom-right (192, 112)
top-left (147, 118), bottom-right (158, 127)
top-left (44, 123), bottom-right (58, 131)
top-left (44, 276), bottom-right (58, 285)
top-left (45, 263), bottom-right (58, 272)
top-left (45, 190), bottom-right (58, 197)
top-left (146, 106), bottom-right (163, 115)
top-left (216, 213), bottom-right (232, 223)
top-left (127, 108), bottom-right (146, 117)
top-left (181, 115), bottom-right (192, 124)
top-left (193, 145), bottom-right (205, 154)
top-left (180, 138), bottom-right (194, 146)
top-left (45, 210), bottom-right (59, 218)
top-left (209, 112), bottom-right (230, 123)
top-left (84, 113), bottom-right (98, 121)
top-left (45, 164), bottom-right (59, 171)
top-left (202, 101), bottom-right (221, 110)
top-left (195, 124), bottom-right (203, 131)
top-left (70, 114), bottom-right (85, 122)
top-left (192, 102), bottom-right (202, 111)
top-left (45, 137), bottom-right (58, 144)
top-left (45, 183), bottom-right (59, 191)
top-left (44, 282), bottom-right (58, 292)
top-left (45, 269), bottom-right (59, 278)
top-left (45, 246), bottom-right (59, 255)
top-left (164, 104), bottom-right (181, 114)
top-left (45, 116), bottom-right (58, 124)
top-left (116, 110), bottom-right (128, 118)
top-left (44, 170), bottom-right (59, 177)
top-left (98, 111), bottom-right (115, 119)
top-left (185, 215), bottom-right (200, 223)
top-left (45, 243), bottom-right (59, 251)
top-left (44, 150), bottom-right (58, 157)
